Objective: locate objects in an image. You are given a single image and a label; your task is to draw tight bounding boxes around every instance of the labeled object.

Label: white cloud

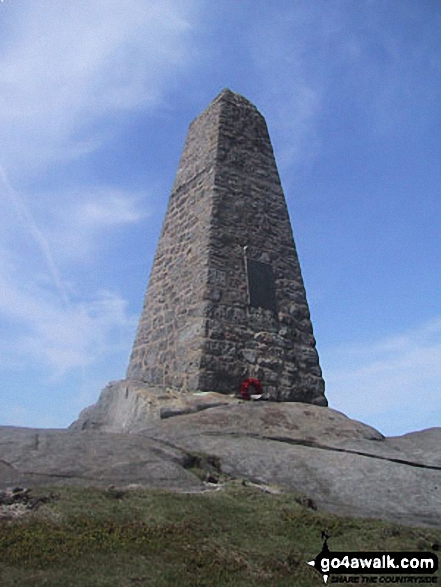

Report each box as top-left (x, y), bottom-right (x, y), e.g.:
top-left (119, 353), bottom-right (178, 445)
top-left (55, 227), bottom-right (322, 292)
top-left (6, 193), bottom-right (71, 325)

top-left (43, 187), bottom-right (147, 262)
top-left (80, 193), bottom-right (144, 226)
top-left (247, 1), bottom-right (441, 177)
top-left (0, 256), bottom-right (137, 379)
top-left (0, 178), bottom-right (141, 380)
top-left (22, 290), bottom-right (136, 380)
top-left (0, 167), bottom-right (145, 303)
top-left (0, 0), bottom-right (200, 175)
top-left (0, 1), bottom-right (178, 410)
top-left (323, 317), bottom-right (441, 432)
top-left (266, 84), bottom-right (322, 172)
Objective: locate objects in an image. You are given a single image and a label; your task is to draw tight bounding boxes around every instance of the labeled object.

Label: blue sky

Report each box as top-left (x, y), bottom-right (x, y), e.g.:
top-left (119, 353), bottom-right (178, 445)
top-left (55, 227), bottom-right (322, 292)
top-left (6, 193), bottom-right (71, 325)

top-left (0, 0), bottom-right (439, 436)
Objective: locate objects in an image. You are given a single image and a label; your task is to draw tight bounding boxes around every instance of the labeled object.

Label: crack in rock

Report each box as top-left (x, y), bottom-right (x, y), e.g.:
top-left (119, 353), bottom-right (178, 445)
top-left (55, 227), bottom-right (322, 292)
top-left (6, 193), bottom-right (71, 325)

top-left (202, 431), bottom-right (441, 471)
top-left (19, 470), bottom-right (106, 481)
top-left (0, 459), bottom-right (17, 470)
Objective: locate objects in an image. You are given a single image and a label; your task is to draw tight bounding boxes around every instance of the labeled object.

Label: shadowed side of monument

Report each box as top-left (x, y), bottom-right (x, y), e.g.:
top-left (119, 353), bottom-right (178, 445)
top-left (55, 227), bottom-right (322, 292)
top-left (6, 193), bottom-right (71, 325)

top-left (127, 89), bottom-right (326, 404)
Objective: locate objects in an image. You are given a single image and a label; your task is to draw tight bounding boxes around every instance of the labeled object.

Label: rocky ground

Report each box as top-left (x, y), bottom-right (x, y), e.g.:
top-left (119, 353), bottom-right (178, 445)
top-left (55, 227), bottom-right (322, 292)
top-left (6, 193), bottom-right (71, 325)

top-left (1, 391), bottom-right (440, 528)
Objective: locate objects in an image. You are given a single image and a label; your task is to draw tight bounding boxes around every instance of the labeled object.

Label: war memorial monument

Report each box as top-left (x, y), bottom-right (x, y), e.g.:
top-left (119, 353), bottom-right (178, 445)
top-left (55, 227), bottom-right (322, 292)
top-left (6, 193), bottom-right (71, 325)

top-left (126, 88), bottom-right (326, 405)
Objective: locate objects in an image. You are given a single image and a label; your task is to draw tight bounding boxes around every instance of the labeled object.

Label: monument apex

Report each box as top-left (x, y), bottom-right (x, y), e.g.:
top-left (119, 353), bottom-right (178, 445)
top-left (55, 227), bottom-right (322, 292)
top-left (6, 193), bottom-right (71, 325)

top-left (126, 89), bottom-right (326, 405)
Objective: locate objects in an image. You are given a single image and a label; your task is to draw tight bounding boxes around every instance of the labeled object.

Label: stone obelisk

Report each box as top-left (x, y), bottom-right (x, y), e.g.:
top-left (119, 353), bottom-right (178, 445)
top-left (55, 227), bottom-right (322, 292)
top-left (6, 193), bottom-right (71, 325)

top-left (127, 89), bottom-right (326, 405)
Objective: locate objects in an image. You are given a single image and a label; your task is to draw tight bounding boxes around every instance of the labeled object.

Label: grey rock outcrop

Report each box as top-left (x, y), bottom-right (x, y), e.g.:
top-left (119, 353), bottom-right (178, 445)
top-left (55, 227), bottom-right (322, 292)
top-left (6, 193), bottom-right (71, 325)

top-left (140, 403), bottom-right (441, 528)
top-left (2, 403), bottom-right (440, 528)
top-left (69, 380), bottom-right (240, 432)
top-left (0, 424), bottom-right (203, 491)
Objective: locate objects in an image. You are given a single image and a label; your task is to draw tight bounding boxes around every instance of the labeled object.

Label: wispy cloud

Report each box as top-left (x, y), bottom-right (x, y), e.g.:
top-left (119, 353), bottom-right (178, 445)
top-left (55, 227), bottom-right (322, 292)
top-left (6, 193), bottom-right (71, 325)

top-left (248, 1), bottom-right (441, 174)
top-left (0, 178), bottom-right (143, 379)
top-left (80, 193), bottom-right (144, 227)
top-left (0, 0), bottom-right (200, 175)
top-left (41, 187), bottom-right (147, 263)
top-left (247, 3), bottom-right (339, 172)
top-left (0, 165), bottom-right (70, 305)
top-left (0, 256), bottom-right (137, 379)
top-left (0, 0), bottom-right (195, 404)
top-left (324, 317), bottom-right (441, 433)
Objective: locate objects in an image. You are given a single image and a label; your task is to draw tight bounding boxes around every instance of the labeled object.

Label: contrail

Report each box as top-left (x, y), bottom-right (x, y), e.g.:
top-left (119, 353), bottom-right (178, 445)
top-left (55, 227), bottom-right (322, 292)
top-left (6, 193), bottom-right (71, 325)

top-left (0, 164), bottom-right (70, 307)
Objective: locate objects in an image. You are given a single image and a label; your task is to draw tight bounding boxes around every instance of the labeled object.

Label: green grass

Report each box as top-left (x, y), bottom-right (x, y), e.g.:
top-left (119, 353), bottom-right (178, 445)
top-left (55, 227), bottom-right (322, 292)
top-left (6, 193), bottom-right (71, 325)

top-left (0, 482), bottom-right (439, 586)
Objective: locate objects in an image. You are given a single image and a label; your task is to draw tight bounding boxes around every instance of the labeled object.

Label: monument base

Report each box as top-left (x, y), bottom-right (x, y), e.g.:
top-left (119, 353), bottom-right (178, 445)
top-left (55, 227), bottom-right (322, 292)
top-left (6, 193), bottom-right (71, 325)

top-left (69, 380), bottom-right (242, 433)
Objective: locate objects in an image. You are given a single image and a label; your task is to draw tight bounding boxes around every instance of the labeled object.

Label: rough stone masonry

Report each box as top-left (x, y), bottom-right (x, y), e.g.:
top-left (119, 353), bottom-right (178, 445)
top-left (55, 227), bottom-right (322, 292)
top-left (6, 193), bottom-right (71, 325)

top-left (127, 89), bottom-right (327, 405)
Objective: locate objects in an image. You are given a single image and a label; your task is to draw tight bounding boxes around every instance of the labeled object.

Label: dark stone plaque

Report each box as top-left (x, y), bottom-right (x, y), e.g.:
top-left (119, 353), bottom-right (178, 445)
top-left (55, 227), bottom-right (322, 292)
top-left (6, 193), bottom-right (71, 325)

top-left (246, 258), bottom-right (277, 312)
